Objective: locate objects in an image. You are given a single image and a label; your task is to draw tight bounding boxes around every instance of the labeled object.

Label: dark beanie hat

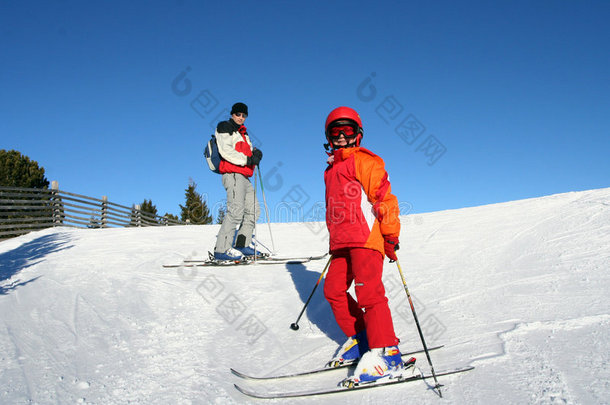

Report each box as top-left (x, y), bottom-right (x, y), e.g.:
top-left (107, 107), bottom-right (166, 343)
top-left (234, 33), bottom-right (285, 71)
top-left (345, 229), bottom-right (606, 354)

top-left (231, 102), bottom-right (248, 115)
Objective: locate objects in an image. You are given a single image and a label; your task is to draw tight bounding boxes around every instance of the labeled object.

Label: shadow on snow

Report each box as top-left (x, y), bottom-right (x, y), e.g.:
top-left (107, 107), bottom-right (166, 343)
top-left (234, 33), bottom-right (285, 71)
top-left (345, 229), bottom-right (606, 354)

top-left (285, 261), bottom-right (345, 345)
top-left (0, 232), bottom-right (73, 295)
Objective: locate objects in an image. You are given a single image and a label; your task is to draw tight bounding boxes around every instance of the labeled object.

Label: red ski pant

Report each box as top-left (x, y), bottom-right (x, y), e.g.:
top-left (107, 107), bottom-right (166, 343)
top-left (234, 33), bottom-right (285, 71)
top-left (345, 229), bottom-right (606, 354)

top-left (323, 247), bottom-right (399, 349)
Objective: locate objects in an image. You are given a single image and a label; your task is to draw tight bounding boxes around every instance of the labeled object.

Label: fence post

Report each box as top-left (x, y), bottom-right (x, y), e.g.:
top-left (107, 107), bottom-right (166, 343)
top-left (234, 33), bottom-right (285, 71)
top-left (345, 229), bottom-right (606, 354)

top-left (135, 204), bottom-right (142, 227)
top-left (51, 181), bottom-right (61, 226)
top-left (101, 196), bottom-right (108, 228)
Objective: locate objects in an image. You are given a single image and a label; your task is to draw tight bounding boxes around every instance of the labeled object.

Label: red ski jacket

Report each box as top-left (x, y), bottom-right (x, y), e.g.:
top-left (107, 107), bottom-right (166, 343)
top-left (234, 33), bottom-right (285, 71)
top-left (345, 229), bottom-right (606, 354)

top-left (324, 147), bottom-right (400, 256)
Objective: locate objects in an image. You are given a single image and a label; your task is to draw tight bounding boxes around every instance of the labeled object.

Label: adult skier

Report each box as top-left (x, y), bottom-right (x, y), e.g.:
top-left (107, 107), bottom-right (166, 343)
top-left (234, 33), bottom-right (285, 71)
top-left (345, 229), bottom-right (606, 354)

top-left (323, 106), bottom-right (404, 384)
top-left (213, 102), bottom-right (263, 260)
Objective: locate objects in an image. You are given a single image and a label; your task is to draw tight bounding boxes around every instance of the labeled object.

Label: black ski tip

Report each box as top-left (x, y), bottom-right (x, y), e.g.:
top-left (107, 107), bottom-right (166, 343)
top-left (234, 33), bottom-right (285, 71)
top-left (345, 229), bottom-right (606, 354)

top-left (230, 368), bottom-right (272, 380)
top-left (234, 383), bottom-right (272, 399)
top-left (230, 368), bottom-right (249, 379)
top-left (233, 383), bottom-right (248, 395)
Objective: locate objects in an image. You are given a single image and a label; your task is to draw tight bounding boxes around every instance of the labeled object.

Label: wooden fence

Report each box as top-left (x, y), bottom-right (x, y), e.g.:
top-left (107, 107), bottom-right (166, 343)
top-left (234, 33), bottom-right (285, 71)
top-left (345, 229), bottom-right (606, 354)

top-left (0, 181), bottom-right (186, 238)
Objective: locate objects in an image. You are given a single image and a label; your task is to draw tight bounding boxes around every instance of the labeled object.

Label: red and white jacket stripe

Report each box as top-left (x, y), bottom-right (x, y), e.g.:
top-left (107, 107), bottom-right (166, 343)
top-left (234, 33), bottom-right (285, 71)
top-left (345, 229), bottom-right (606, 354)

top-left (216, 120), bottom-right (255, 177)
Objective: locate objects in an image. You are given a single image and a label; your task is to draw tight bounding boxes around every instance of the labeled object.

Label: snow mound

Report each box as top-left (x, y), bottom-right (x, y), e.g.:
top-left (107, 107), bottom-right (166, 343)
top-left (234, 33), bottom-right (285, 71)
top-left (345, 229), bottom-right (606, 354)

top-left (1, 188), bottom-right (608, 404)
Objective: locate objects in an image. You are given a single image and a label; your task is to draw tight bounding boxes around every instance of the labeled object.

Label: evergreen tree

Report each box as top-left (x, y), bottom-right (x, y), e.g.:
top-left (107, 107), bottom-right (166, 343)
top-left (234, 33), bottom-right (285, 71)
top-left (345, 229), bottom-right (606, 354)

top-left (140, 199), bottom-right (157, 217)
top-left (88, 216), bottom-right (101, 229)
top-left (140, 199), bottom-right (158, 224)
top-left (163, 213), bottom-right (179, 224)
top-left (0, 150), bottom-right (50, 188)
top-left (216, 205), bottom-right (226, 224)
top-left (0, 150), bottom-right (54, 236)
top-left (179, 179), bottom-right (212, 224)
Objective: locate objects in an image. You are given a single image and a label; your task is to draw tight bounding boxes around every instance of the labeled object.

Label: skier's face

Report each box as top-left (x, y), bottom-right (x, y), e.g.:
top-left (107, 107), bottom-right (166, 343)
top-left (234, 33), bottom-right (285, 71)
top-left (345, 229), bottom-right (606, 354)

top-left (327, 122), bottom-right (359, 149)
top-left (331, 133), bottom-right (348, 148)
top-left (330, 132), bottom-right (358, 149)
top-left (232, 112), bottom-right (247, 125)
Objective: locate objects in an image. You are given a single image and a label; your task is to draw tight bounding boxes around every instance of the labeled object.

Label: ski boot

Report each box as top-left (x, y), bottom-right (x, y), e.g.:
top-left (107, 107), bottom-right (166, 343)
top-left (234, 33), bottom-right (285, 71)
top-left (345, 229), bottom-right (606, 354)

top-left (235, 245), bottom-right (266, 259)
top-left (326, 330), bottom-right (369, 368)
top-left (341, 347), bottom-right (415, 388)
top-left (213, 248), bottom-right (244, 261)
top-left (234, 234), bottom-right (266, 259)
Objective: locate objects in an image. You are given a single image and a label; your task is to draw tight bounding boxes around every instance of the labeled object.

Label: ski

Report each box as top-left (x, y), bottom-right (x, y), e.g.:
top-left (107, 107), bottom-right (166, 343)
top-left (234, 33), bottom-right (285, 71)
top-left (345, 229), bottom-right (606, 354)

top-left (182, 253), bottom-right (327, 263)
top-left (230, 344), bottom-right (444, 380)
top-left (163, 253), bottom-right (327, 268)
top-left (255, 253), bottom-right (328, 262)
top-left (162, 260), bottom-right (249, 268)
top-left (234, 365), bottom-right (474, 399)
top-left (163, 257), bottom-right (311, 268)
top-left (182, 252), bottom-right (270, 262)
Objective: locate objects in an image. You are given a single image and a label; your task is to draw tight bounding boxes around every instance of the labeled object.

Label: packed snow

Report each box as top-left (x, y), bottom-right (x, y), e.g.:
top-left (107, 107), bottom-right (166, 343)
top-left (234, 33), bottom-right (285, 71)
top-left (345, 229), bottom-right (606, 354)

top-left (1, 188), bottom-right (608, 404)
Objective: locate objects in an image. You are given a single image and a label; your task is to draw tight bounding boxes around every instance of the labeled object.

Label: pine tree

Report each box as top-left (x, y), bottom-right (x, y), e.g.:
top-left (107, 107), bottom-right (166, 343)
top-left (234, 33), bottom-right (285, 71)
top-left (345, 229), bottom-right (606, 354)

top-left (163, 213), bottom-right (179, 224)
top-left (0, 150), bottom-right (50, 188)
top-left (216, 205), bottom-right (226, 224)
top-left (140, 199), bottom-right (158, 217)
top-left (140, 199), bottom-right (158, 224)
top-left (88, 216), bottom-right (101, 229)
top-left (179, 179), bottom-right (212, 224)
top-left (0, 150), bottom-right (53, 236)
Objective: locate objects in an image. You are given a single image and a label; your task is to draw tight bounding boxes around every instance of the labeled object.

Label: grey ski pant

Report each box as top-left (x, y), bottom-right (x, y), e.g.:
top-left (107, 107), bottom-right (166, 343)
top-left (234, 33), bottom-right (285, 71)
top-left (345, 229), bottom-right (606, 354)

top-left (214, 173), bottom-right (260, 253)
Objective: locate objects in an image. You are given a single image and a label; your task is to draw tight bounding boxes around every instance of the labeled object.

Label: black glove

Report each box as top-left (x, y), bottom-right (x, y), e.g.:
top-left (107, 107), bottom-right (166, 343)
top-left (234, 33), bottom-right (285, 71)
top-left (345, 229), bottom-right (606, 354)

top-left (247, 148), bottom-right (263, 166)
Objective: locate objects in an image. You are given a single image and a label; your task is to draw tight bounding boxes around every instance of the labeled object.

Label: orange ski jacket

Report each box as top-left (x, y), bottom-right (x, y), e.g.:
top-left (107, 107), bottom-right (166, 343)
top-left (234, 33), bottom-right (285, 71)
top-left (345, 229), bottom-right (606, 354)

top-left (324, 147), bottom-right (400, 255)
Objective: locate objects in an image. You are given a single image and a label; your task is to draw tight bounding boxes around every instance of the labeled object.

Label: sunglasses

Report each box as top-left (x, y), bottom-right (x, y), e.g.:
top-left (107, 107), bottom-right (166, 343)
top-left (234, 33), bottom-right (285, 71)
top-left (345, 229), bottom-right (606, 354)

top-left (234, 112), bottom-right (247, 118)
top-left (328, 125), bottom-right (358, 139)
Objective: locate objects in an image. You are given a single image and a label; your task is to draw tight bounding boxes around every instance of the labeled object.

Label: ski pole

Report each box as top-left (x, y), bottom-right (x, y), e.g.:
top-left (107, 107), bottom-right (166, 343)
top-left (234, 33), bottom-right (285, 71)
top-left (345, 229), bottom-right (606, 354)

top-left (257, 165), bottom-right (276, 253)
top-left (253, 168), bottom-right (258, 263)
top-left (394, 258), bottom-right (443, 398)
top-left (290, 256), bottom-right (332, 331)
top-left (252, 236), bottom-right (273, 255)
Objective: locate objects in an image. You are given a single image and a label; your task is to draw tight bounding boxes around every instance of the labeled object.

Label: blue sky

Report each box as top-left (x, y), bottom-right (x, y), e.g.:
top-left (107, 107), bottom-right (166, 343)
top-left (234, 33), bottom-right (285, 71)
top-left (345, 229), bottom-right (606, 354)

top-left (2, 0), bottom-right (609, 223)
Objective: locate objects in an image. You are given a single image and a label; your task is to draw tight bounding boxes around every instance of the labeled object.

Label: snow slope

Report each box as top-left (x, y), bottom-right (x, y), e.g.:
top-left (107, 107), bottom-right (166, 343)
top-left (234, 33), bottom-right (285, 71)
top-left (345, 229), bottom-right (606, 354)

top-left (0, 188), bottom-right (608, 404)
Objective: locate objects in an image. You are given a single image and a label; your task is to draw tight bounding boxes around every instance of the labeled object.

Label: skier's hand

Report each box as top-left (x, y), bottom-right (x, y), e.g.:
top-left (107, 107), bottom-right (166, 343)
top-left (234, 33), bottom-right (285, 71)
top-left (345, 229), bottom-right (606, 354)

top-left (247, 148), bottom-right (263, 166)
top-left (384, 236), bottom-right (399, 262)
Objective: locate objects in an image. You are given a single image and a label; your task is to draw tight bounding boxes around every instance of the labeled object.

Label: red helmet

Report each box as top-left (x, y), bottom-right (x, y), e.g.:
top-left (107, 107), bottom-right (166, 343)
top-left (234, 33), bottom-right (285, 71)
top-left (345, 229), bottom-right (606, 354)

top-left (324, 106), bottom-right (364, 150)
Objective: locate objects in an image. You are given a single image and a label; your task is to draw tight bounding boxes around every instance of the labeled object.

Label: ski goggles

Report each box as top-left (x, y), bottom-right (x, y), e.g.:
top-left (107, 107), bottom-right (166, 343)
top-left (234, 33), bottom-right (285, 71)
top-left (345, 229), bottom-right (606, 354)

top-left (327, 122), bottom-right (359, 139)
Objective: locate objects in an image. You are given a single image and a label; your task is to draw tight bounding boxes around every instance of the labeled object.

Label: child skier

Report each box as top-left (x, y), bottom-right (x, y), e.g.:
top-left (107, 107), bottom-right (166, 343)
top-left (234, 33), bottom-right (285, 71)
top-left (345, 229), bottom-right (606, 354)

top-left (323, 106), bottom-right (405, 384)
